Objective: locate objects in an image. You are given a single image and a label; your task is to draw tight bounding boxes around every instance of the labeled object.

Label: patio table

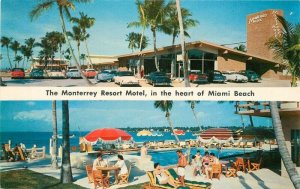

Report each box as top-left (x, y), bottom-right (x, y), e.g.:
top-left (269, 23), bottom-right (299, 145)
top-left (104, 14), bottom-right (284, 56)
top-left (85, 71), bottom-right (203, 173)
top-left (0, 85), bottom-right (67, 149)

top-left (96, 166), bottom-right (120, 185)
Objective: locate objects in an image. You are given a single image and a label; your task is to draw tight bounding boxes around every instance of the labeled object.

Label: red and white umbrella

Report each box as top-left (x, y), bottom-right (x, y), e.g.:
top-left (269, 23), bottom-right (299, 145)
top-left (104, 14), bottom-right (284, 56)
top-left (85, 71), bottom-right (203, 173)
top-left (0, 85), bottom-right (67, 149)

top-left (84, 128), bottom-right (132, 144)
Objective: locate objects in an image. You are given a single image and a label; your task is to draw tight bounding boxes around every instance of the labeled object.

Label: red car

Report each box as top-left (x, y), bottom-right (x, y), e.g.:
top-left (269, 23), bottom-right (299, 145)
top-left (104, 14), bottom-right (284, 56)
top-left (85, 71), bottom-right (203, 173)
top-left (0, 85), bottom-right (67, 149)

top-left (83, 69), bottom-right (97, 78)
top-left (189, 72), bottom-right (209, 83)
top-left (11, 68), bottom-right (25, 79)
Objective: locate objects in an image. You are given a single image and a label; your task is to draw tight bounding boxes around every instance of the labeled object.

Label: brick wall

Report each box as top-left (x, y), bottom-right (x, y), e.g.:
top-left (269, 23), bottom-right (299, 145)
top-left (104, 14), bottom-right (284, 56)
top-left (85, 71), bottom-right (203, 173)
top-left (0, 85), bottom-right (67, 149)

top-left (247, 10), bottom-right (283, 60)
top-left (217, 53), bottom-right (246, 71)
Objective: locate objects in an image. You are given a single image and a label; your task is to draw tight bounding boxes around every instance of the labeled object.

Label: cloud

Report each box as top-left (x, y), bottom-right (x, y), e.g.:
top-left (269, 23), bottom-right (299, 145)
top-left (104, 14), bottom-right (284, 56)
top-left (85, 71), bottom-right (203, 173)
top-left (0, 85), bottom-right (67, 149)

top-left (13, 110), bottom-right (52, 122)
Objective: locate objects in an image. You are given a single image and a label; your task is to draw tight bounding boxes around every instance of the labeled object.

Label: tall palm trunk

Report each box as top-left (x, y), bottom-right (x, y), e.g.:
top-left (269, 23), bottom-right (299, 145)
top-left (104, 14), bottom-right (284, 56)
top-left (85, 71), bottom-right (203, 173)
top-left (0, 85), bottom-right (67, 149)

top-left (171, 34), bottom-right (177, 78)
top-left (137, 27), bottom-right (146, 78)
top-left (77, 43), bottom-right (81, 66)
top-left (175, 0), bottom-right (190, 87)
top-left (152, 28), bottom-right (159, 71)
top-left (51, 100), bottom-right (58, 169)
top-left (60, 100), bottom-right (73, 183)
top-left (270, 101), bottom-right (300, 189)
top-left (166, 113), bottom-right (180, 143)
top-left (84, 40), bottom-right (93, 68)
top-left (191, 108), bottom-right (202, 132)
top-left (58, 8), bottom-right (92, 86)
top-left (6, 47), bottom-right (13, 69)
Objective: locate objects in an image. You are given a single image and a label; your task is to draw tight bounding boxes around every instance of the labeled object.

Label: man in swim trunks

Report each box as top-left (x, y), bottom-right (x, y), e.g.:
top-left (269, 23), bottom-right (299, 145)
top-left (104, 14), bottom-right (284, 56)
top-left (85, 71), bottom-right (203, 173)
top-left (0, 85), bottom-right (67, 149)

top-left (176, 150), bottom-right (187, 186)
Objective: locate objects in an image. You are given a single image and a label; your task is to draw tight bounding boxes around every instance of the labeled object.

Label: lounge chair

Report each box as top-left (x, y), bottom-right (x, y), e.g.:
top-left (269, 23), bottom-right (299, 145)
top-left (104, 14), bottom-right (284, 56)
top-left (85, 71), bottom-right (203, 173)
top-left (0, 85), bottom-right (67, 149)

top-left (250, 157), bottom-right (262, 171)
top-left (239, 142), bottom-right (245, 148)
top-left (165, 168), bottom-right (212, 189)
top-left (17, 146), bottom-right (26, 161)
top-left (86, 165), bottom-right (94, 183)
top-left (93, 169), bottom-right (110, 189)
top-left (245, 142), bottom-right (253, 148)
top-left (146, 171), bottom-right (190, 189)
top-left (209, 164), bottom-right (222, 180)
top-left (234, 157), bottom-right (247, 172)
top-left (119, 160), bottom-right (132, 184)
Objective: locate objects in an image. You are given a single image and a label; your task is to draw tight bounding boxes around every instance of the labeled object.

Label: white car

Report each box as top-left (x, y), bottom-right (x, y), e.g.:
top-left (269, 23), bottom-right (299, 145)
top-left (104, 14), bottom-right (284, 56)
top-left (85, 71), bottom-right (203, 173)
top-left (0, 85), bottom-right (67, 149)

top-left (113, 71), bottom-right (139, 86)
top-left (222, 71), bottom-right (248, 83)
top-left (66, 69), bottom-right (82, 78)
top-left (46, 69), bottom-right (66, 79)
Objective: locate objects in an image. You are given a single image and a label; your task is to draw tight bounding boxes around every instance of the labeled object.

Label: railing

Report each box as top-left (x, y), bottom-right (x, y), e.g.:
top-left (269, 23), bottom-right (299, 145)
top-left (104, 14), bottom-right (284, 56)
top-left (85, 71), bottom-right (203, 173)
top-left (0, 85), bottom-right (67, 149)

top-left (26, 146), bottom-right (46, 159)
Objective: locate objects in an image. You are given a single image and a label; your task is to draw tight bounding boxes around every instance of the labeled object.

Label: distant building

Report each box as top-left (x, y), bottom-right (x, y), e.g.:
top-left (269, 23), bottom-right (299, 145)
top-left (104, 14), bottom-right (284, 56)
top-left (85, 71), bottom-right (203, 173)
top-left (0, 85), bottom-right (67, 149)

top-left (236, 101), bottom-right (300, 178)
top-left (31, 58), bottom-right (69, 70)
top-left (86, 55), bottom-right (119, 70)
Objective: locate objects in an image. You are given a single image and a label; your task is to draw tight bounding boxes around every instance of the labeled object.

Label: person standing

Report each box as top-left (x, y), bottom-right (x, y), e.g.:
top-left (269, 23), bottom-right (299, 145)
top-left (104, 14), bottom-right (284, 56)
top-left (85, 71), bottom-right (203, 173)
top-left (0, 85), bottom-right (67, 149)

top-left (176, 150), bottom-right (187, 186)
top-left (140, 142), bottom-right (148, 158)
top-left (185, 141), bottom-right (191, 164)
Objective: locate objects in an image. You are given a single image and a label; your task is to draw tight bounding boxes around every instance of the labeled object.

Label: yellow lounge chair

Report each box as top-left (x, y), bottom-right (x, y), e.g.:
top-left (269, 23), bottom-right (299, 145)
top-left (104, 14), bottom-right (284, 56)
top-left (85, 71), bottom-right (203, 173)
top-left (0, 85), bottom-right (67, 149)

top-left (146, 171), bottom-right (190, 189)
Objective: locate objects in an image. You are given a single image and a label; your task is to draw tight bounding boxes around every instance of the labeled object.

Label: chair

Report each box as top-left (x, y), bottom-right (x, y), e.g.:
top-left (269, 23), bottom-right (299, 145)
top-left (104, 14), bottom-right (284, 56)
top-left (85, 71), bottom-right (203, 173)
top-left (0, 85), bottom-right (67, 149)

top-left (93, 170), bottom-right (110, 189)
top-left (119, 160), bottom-right (132, 184)
top-left (250, 157), bottom-right (262, 171)
top-left (234, 157), bottom-right (247, 172)
top-left (165, 168), bottom-right (212, 189)
top-left (86, 165), bottom-right (94, 183)
top-left (225, 168), bottom-right (237, 177)
top-left (209, 164), bottom-right (222, 180)
top-left (146, 171), bottom-right (174, 189)
top-left (17, 146), bottom-right (26, 161)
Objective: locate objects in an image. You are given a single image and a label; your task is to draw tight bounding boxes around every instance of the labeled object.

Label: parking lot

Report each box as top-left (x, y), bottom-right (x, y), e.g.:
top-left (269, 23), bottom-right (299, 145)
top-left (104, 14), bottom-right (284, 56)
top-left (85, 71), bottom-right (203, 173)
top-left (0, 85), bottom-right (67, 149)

top-left (1, 77), bottom-right (293, 87)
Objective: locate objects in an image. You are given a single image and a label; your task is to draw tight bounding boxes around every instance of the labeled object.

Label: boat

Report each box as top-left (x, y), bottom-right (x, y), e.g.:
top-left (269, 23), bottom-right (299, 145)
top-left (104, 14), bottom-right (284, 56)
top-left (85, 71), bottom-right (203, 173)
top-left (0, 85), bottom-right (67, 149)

top-left (152, 131), bottom-right (164, 137)
top-left (172, 129), bottom-right (185, 136)
top-left (137, 130), bottom-right (152, 136)
top-left (57, 134), bottom-right (75, 139)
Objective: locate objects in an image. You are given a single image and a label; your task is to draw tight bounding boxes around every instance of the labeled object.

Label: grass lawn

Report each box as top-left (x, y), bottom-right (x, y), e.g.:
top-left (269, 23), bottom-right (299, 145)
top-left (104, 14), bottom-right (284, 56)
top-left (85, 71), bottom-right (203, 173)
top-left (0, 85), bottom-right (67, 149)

top-left (0, 169), bottom-right (87, 189)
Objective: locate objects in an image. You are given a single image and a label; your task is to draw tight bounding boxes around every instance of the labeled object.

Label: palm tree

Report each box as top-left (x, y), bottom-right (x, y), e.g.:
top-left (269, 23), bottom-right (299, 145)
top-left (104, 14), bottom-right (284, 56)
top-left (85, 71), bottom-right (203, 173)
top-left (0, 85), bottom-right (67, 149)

top-left (67, 26), bottom-right (84, 66)
top-left (154, 100), bottom-right (180, 142)
top-left (266, 15), bottom-right (300, 87)
top-left (131, 0), bottom-right (171, 71)
top-left (14, 55), bottom-right (23, 68)
top-left (51, 100), bottom-right (58, 169)
top-left (61, 100), bottom-right (73, 183)
top-left (30, 0), bottom-right (93, 86)
top-left (1, 36), bottom-right (13, 69)
top-left (126, 32), bottom-right (148, 52)
top-left (186, 101), bottom-right (202, 131)
top-left (234, 44), bottom-right (247, 52)
top-left (80, 54), bottom-right (86, 65)
top-left (20, 45), bottom-right (27, 68)
top-left (269, 102), bottom-right (300, 189)
top-left (10, 40), bottom-right (20, 62)
top-left (71, 12), bottom-right (95, 68)
top-left (175, 0), bottom-right (190, 87)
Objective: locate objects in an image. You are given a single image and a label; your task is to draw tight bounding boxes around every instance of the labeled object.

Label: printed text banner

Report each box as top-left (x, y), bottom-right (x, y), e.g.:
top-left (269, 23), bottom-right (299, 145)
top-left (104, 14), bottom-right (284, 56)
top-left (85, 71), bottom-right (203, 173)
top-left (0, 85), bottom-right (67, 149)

top-left (0, 87), bottom-right (299, 101)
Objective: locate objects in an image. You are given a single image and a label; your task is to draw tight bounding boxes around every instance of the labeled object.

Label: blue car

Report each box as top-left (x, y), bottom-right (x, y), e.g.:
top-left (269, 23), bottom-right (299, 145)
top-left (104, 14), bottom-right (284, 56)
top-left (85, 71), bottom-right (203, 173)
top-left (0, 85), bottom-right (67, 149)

top-left (145, 72), bottom-right (171, 86)
top-left (207, 70), bottom-right (226, 83)
top-left (66, 69), bottom-right (82, 79)
top-left (30, 68), bottom-right (45, 79)
top-left (95, 69), bottom-right (117, 82)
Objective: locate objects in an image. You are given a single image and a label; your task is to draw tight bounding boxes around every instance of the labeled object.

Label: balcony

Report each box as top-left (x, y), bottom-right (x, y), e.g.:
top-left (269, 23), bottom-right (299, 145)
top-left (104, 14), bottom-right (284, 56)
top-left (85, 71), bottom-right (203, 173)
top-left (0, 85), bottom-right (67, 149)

top-left (235, 101), bottom-right (300, 117)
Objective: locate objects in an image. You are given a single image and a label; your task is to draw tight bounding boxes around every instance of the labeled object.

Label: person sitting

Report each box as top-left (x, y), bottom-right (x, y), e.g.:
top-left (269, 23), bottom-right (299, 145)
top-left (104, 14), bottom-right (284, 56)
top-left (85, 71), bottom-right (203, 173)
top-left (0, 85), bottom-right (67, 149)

top-left (202, 151), bottom-right (210, 178)
top-left (93, 153), bottom-right (107, 170)
top-left (153, 163), bottom-right (177, 187)
top-left (209, 153), bottom-right (219, 164)
top-left (114, 154), bottom-right (128, 184)
top-left (191, 155), bottom-right (201, 177)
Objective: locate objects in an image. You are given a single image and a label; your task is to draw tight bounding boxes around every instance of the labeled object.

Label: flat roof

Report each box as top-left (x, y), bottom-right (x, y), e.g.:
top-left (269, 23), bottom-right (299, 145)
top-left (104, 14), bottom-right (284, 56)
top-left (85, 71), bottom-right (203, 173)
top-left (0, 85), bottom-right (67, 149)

top-left (117, 40), bottom-right (281, 65)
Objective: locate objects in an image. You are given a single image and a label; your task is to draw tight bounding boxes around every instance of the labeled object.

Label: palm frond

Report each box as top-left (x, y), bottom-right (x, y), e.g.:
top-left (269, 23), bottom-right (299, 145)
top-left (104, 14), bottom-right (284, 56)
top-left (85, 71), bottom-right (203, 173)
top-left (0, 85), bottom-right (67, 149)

top-left (30, 0), bottom-right (55, 21)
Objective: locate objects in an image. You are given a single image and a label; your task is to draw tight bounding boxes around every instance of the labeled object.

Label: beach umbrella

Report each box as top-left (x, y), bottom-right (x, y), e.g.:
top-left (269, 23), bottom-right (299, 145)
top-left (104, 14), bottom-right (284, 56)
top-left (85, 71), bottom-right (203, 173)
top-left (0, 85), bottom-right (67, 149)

top-left (137, 130), bottom-right (152, 136)
top-left (84, 128), bottom-right (132, 144)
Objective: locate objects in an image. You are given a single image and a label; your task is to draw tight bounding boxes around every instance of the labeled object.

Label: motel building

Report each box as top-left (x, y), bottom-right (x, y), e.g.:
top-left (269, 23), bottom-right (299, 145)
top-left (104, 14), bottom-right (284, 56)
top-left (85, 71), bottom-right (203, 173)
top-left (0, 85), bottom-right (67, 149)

top-left (235, 101), bottom-right (300, 178)
top-left (115, 9), bottom-right (291, 80)
top-left (30, 58), bottom-right (69, 70)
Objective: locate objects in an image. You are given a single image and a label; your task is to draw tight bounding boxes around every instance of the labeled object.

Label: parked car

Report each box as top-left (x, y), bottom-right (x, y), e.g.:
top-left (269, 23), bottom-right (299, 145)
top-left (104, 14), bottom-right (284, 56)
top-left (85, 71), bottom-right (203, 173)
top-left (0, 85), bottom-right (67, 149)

top-left (11, 68), bottom-right (25, 79)
top-left (145, 72), bottom-right (171, 86)
top-left (46, 69), bottom-right (66, 79)
top-left (239, 70), bottom-right (259, 82)
top-left (29, 68), bottom-right (45, 79)
top-left (207, 70), bottom-right (226, 83)
top-left (114, 71), bottom-right (139, 86)
top-left (66, 69), bottom-right (82, 79)
top-left (83, 68), bottom-right (97, 78)
top-left (95, 69), bottom-right (117, 82)
top-left (189, 72), bottom-right (209, 84)
top-left (222, 71), bottom-right (248, 83)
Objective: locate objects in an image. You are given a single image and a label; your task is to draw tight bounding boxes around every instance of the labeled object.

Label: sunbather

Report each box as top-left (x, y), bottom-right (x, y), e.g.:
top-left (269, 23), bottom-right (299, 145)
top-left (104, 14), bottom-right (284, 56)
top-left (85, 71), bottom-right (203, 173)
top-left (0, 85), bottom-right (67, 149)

top-left (202, 151), bottom-right (210, 178)
top-left (153, 163), bottom-right (177, 187)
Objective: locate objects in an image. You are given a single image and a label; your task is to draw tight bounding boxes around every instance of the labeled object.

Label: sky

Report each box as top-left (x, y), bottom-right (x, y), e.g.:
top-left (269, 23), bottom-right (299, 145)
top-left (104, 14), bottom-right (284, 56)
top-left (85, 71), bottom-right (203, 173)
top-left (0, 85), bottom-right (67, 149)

top-left (0, 101), bottom-right (272, 132)
top-left (1, 0), bottom-right (299, 69)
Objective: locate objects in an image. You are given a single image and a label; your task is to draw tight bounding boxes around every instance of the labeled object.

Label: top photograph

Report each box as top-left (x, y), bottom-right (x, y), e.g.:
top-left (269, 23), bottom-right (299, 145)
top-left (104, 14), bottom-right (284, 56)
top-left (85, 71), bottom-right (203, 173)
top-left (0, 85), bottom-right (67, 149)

top-left (0, 0), bottom-right (299, 87)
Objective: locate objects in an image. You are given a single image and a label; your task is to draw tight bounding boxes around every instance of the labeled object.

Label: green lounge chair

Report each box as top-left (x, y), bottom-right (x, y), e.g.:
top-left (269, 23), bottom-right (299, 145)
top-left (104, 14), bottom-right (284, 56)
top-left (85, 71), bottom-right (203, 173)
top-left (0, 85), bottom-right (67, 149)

top-left (146, 171), bottom-right (190, 189)
top-left (165, 169), bottom-right (212, 189)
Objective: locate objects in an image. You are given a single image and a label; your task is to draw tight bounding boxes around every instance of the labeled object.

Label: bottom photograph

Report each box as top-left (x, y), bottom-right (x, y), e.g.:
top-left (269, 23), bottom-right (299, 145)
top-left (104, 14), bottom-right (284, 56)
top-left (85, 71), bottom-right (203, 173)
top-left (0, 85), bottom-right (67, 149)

top-left (0, 101), bottom-right (299, 189)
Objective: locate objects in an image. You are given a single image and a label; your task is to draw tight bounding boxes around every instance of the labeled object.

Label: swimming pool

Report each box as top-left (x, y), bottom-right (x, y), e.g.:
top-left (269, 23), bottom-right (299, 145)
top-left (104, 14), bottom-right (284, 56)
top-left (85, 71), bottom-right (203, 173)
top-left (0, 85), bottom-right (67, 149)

top-left (144, 148), bottom-right (254, 166)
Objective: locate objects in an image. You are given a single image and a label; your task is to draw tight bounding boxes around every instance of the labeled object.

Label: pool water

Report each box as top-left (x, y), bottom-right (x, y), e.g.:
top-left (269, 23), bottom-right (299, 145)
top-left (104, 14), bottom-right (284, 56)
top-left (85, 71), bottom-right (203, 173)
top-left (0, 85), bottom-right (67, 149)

top-left (146, 148), bottom-right (254, 166)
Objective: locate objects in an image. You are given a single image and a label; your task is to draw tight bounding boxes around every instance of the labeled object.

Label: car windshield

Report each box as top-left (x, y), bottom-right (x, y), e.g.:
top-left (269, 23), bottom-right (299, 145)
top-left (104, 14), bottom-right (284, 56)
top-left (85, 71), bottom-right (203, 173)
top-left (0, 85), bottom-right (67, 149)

top-left (86, 69), bottom-right (95, 72)
top-left (101, 70), bottom-right (115, 74)
top-left (32, 69), bottom-right (43, 72)
top-left (247, 71), bottom-right (256, 74)
top-left (69, 69), bottom-right (78, 72)
top-left (214, 71), bottom-right (222, 74)
top-left (118, 71), bottom-right (133, 76)
top-left (151, 72), bottom-right (165, 76)
top-left (12, 68), bottom-right (24, 72)
top-left (48, 69), bottom-right (62, 72)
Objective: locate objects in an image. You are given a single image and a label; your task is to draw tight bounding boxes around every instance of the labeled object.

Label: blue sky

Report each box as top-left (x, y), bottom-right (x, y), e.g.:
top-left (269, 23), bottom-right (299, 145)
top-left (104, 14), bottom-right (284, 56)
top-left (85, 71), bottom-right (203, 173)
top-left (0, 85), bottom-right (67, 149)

top-left (1, 0), bottom-right (299, 69)
top-left (0, 101), bottom-right (271, 132)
